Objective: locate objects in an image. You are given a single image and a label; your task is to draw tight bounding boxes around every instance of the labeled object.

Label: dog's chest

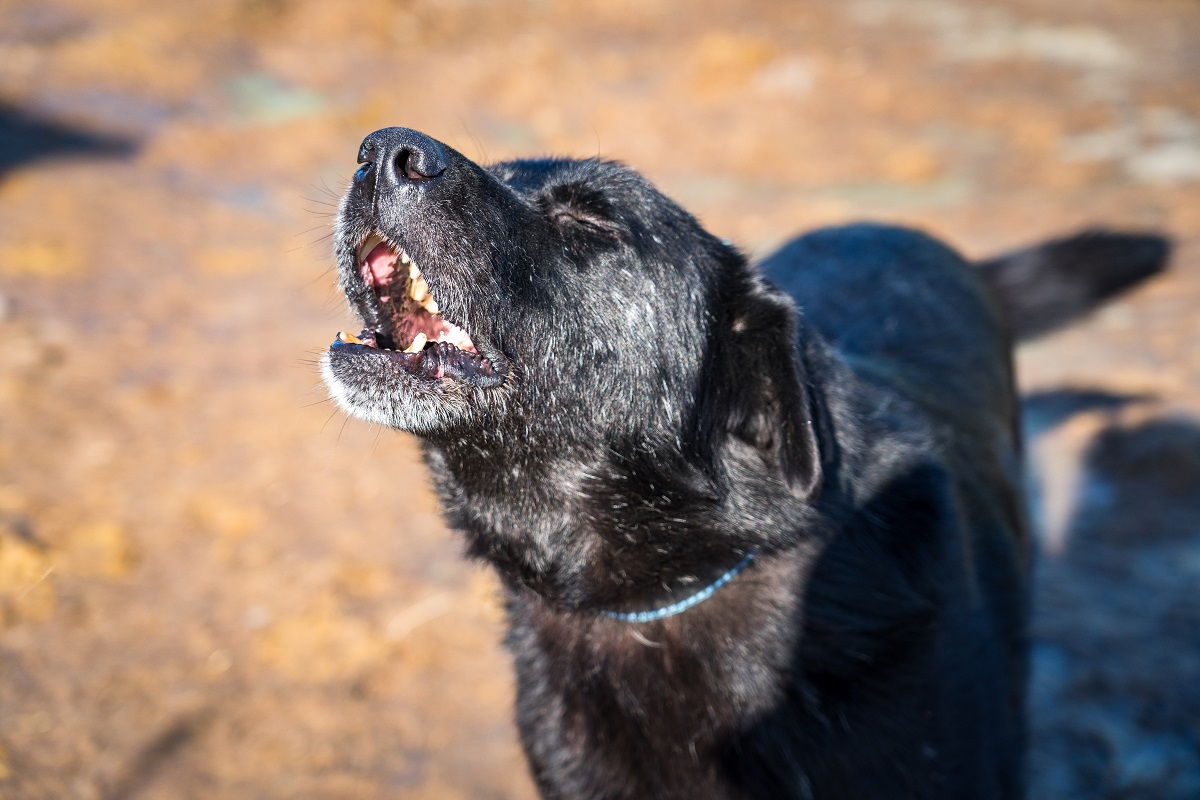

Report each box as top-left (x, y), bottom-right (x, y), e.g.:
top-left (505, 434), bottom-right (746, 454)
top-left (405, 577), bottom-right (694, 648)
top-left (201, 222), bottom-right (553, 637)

top-left (505, 563), bottom-right (804, 799)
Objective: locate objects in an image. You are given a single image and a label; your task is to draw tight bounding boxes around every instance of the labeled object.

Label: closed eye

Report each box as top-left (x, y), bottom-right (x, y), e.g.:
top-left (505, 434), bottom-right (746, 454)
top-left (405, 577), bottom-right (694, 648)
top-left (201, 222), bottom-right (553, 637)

top-left (543, 183), bottom-right (622, 238)
top-left (549, 205), bottom-right (621, 236)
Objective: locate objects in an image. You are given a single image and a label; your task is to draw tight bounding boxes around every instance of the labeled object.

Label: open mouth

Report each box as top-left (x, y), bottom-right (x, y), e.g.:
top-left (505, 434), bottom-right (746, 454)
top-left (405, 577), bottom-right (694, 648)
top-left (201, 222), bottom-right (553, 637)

top-left (330, 232), bottom-right (502, 387)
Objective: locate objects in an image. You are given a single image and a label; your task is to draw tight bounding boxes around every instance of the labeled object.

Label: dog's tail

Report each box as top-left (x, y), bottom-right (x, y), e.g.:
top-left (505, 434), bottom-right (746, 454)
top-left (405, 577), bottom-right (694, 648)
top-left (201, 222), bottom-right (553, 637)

top-left (977, 230), bottom-right (1170, 341)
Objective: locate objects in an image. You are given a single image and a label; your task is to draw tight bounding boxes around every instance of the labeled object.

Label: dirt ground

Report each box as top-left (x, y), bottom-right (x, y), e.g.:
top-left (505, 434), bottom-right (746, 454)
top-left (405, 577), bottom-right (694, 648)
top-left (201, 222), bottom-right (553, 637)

top-left (0, 0), bottom-right (1198, 797)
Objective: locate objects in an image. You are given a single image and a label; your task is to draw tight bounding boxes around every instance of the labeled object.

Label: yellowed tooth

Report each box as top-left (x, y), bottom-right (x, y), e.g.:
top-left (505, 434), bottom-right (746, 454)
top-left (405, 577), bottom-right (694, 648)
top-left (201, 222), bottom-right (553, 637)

top-left (411, 275), bottom-right (429, 303)
top-left (337, 331), bottom-right (364, 344)
top-left (408, 260), bottom-right (420, 279)
top-left (405, 332), bottom-right (428, 353)
top-left (423, 296), bottom-right (439, 314)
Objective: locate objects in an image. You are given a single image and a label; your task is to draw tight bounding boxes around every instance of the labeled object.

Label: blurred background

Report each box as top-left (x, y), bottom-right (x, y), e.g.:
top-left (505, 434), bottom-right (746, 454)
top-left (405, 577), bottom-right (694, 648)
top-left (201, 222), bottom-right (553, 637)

top-left (0, 0), bottom-right (1197, 797)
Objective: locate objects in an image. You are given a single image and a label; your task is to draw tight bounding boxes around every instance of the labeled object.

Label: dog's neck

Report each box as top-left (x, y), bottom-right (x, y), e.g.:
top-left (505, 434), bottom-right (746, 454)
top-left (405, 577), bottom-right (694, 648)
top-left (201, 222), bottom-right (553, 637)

top-left (421, 408), bottom-right (830, 614)
top-left (419, 336), bottom-right (850, 614)
top-left (421, 434), bottom-right (754, 609)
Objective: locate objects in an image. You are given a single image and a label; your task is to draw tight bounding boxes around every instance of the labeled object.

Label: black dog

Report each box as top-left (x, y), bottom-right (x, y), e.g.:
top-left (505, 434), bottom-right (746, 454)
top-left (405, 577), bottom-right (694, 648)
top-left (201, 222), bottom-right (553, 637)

top-left (321, 128), bottom-right (1167, 799)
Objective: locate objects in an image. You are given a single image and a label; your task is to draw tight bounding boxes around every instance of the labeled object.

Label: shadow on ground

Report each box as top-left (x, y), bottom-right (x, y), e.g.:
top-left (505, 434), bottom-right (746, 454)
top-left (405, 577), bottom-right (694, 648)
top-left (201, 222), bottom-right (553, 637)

top-left (1025, 391), bottom-right (1200, 799)
top-left (0, 103), bottom-right (137, 179)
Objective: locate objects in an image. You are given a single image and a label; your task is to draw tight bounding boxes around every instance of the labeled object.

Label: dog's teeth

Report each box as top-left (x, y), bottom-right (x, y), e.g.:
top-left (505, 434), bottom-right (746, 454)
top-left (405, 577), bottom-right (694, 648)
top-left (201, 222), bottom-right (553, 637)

top-left (399, 250), bottom-right (412, 265)
top-left (405, 332), bottom-right (428, 353)
top-left (408, 260), bottom-right (420, 279)
top-left (411, 275), bottom-right (429, 303)
top-left (422, 296), bottom-right (440, 314)
top-left (357, 233), bottom-right (384, 264)
top-left (444, 328), bottom-right (475, 352)
top-left (337, 331), bottom-right (364, 344)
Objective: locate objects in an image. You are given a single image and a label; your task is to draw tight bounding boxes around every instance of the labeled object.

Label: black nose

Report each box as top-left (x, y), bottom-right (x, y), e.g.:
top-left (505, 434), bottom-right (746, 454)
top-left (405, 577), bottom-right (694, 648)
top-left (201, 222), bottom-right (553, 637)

top-left (356, 127), bottom-right (448, 189)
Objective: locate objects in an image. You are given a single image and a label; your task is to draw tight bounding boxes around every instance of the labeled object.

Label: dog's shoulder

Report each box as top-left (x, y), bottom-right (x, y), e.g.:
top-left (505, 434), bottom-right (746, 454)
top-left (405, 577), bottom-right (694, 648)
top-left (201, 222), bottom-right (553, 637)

top-left (764, 224), bottom-right (1025, 553)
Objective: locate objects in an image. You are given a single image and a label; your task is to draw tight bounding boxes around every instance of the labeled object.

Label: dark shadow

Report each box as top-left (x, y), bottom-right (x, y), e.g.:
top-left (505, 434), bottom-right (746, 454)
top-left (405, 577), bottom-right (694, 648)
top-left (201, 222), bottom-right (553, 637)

top-left (0, 103), bottom-right (138, 179)
top-left (1021, 388), bottom-right (1153, 440)
top-left (722, 403), bottom-right (1200, 799)
top-left (1029, 417), bottom-right (1200, 799)
top-left (1068, 419), bottom-right (1200, 547)
top-left (1020, 388), bottom-right (1156, 556)
top-left (102, 709), bottom-right (216, 800)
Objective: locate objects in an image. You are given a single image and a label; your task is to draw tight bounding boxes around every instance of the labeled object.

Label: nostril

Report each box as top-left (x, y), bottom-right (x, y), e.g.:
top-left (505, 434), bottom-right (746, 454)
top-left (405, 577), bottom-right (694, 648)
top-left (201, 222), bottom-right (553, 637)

top-left (359, 128), bottom-right (450, 187)
top-left (395, 148), bottom-right (414, 180)
top-left (395, 147), bottom-right (445, 182)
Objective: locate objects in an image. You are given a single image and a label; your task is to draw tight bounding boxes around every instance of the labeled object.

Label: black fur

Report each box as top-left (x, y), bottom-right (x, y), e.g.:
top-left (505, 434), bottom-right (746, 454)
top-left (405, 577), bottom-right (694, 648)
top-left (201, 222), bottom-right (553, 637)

top-left (321, 127), bottom-right (1168, 799)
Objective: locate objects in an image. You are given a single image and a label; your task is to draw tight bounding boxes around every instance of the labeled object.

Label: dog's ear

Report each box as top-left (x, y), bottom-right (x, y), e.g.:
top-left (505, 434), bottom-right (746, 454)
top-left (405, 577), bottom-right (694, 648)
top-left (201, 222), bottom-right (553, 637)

top-left (707, 276), bottom-right (823, 501)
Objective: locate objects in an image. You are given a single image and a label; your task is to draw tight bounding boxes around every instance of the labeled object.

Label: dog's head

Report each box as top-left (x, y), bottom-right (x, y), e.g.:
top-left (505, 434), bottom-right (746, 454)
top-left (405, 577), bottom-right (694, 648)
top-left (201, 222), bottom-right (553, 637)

top-left (322, 127), bottom-right (820, 500)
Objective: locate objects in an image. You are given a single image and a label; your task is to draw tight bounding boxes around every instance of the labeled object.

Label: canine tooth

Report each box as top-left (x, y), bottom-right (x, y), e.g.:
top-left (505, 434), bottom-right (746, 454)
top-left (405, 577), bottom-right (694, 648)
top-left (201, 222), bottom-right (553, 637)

top-left (405, 332), bottom-right (428, 353)
top-left (408, 260), bottom-right (420, 279)
top-left (422, 296), bottom-right (439, 314)
top-left (410, 275), bottom-right (429, 303)
top-left (399, 250), bottom-right (412, 265)
top-left (358, 233), bottom-right (384, 264)
top-left (337, 331), bottom-right (364, 344)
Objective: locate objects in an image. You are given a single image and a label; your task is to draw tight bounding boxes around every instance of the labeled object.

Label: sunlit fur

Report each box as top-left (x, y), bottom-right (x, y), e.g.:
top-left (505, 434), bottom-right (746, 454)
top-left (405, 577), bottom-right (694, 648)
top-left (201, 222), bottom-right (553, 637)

top-left (322, 127), bottom-right (1167, 800)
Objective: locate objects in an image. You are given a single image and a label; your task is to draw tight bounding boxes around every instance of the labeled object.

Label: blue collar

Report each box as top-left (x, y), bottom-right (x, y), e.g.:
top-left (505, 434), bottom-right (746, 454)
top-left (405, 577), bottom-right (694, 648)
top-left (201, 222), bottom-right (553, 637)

top-left (601, 549), bottom-right (760, 623)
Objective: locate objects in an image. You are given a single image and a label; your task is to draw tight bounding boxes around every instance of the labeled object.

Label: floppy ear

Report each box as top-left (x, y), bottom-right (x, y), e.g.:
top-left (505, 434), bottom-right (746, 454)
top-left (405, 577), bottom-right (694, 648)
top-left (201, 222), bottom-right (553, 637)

top-left (709, 277), bottom-right (823, 501)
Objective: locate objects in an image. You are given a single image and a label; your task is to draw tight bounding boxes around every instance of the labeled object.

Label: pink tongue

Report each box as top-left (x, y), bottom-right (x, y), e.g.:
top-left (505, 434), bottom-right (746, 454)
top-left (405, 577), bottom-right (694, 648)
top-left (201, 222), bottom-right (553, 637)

top-left (362, 242), bottom-right (398, 287)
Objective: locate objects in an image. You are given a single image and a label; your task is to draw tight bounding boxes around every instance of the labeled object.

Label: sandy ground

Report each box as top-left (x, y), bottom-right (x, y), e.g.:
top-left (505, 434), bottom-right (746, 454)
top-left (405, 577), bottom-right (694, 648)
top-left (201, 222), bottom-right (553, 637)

top-left (0, 0), bottom-right (1198, 797)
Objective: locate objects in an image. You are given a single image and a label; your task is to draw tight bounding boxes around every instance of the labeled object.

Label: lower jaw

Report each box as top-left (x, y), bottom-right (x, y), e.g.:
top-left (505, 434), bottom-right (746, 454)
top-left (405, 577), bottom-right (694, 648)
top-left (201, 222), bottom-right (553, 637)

top-left (330, 330), bottom-right (503, 388)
